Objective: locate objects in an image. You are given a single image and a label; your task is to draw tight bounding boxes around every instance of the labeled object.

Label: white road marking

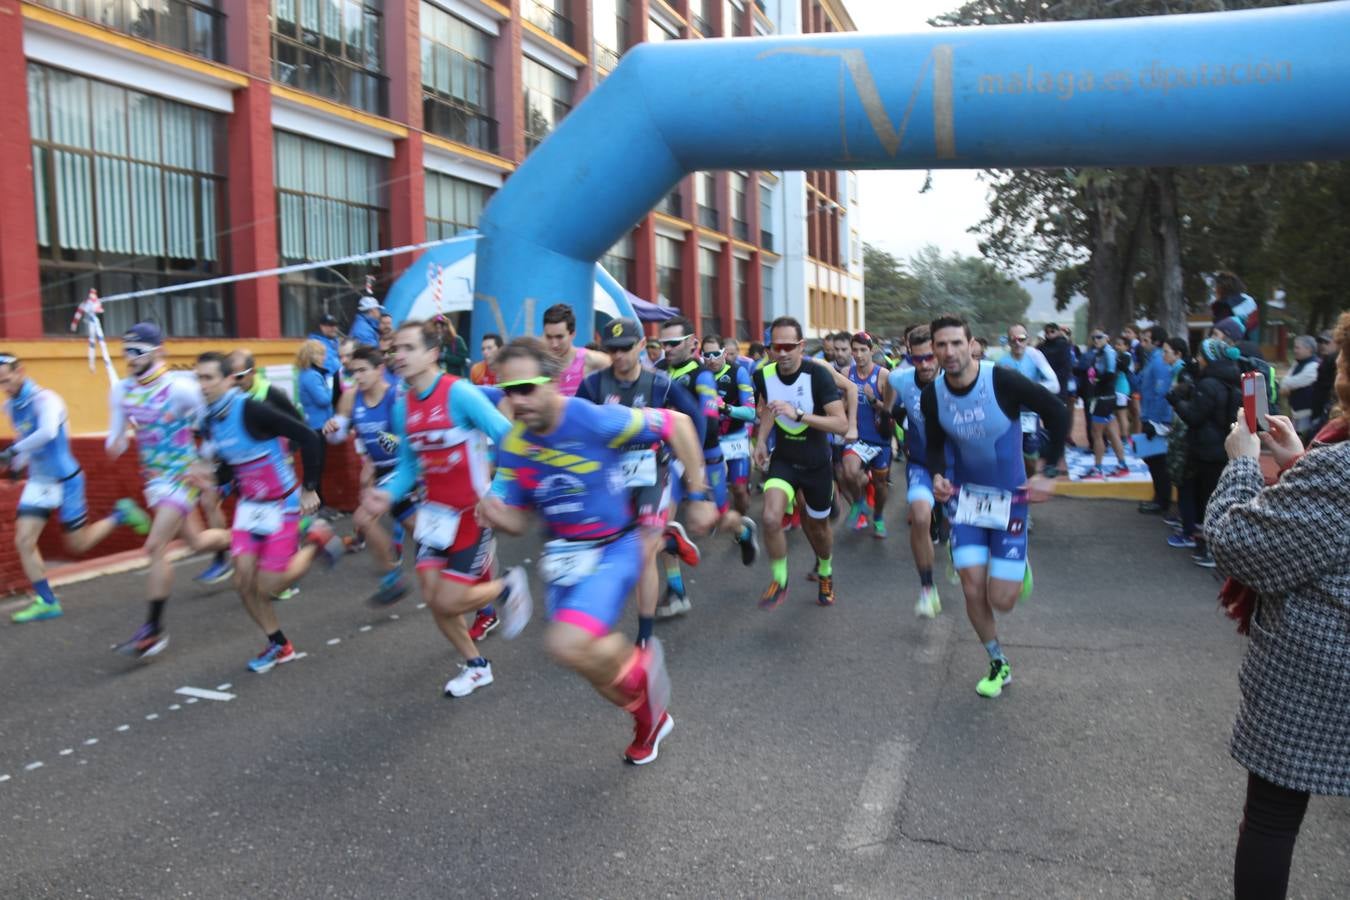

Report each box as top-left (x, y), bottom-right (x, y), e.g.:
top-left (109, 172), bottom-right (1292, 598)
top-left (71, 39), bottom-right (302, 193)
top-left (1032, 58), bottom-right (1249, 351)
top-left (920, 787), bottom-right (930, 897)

top-left (59, 748), bottom-right (73, 756)
top-left (115, 725), bottom-right (130, 732)
top-left (146, 713), bottom-right (159, 721)
top-left (215, 683), bottom-right (232, 691)
top-left (291, 652), bottom-right (308, 661)
top-left (83, 738), bottom-right (98, 746)
top-left (168, 704), bottom-right (181, 711)
top-left (185, 698), bottom-right (198, 704)
top-left (327, 638), bottom-right (341, 646)
top-left (916, 615), bottom-right (955, 665)
top-left (359, 625), bottom-right (372, 632)
top-left (175, 687), bottom-right (236, 702)
top-left (838, 740), bottom-right (914, 852)
top-left (0, 774), bottom-right (9, 783)
top-left (389, 614), bottom-right (399, 620)
top-left (416, 603), bottom-right (426, 610)
top-left (25, 761), bottom-right (44, 771)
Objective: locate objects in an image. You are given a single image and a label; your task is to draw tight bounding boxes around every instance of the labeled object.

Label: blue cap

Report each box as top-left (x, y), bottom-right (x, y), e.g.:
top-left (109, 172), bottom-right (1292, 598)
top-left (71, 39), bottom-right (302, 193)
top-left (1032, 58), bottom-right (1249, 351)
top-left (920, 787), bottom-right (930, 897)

top-left (122, 322), bottom-right (163, 349)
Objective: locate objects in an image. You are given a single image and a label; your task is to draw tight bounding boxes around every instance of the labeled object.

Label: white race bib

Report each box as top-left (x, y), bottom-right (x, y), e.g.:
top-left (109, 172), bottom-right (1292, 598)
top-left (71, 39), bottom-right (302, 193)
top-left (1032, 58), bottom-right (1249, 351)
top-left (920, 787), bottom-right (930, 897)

top-left (20, 478), bottom-right (62, 510)
top-left (954, 484), bottom-right (1013, 530)
top-left (847, 442), bottom-right (882, 465)
top-left (414, 501), bottom-right (462, 551)
top-left (234, 499), bottom-right (283, 535)
top-left (621, 449), bottom-right (658, 488)
top-left (1020, 412), bottom-right (1039, 434)
top-left (719, 433), bottom-right (751, 461)
top-left (539, 539), bottom-right (603, 587)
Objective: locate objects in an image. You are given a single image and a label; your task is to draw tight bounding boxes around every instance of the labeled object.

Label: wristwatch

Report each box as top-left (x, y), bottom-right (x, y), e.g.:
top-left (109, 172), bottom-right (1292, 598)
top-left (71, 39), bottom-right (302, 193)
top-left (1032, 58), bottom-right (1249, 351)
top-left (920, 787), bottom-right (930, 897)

top-left (794, 406), bottom-right (806, 422)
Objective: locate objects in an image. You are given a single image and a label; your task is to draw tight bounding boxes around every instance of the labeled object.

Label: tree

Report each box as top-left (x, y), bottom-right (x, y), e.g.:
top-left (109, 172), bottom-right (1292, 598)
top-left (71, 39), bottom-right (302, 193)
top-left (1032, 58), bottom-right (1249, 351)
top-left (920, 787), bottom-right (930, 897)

top-left (861, 243), bottom-right (921, 332)
top-left (863, 243), bottom-right (1031, 338)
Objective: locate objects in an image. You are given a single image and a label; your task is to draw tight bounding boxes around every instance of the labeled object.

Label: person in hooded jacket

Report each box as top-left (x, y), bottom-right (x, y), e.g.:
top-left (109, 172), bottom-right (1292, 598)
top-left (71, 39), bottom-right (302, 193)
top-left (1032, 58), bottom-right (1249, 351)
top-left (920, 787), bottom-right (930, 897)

top-left (1166, 338), bottom-right (1242, 568)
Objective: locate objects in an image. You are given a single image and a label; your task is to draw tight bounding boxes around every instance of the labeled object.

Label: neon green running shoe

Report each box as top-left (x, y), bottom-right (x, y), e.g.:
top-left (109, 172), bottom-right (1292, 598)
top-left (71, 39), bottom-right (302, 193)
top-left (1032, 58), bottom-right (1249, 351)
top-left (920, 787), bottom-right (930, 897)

top-left (1019, 562), bottom-right (1034, 604)
top-left (12, 598), bottom-right (63, 623)
top-left (273, 587), bottom-right (300, 602)
top-left (946, 542), bottom-right (961, 585)
top-left (873, 520), bottom-right (888, 539)
top-left (114, 498), bottom-right (151, 536)
top-left (976, 659), bottom-right (1012, 698)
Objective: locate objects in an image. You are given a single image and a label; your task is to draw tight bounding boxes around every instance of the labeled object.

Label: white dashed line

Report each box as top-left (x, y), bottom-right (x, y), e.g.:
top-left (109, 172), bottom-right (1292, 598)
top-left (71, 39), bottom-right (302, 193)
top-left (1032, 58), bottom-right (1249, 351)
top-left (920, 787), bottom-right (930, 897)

top-left (83, 738), bottom-right (98, 746)
top-left (59, 749), bottom-right (73, 756)
top-left (176, 686), bottom-right (236, 702)
top-left (146, 713), bottom-right (159, 721)
top-left (838, 740), bottom-right (914, 852)
top-left (185, 698), bottom-right (198, 704)
top-left (416, 603), bottom-right (426, 610)
top-left (327, 638), bottom-right (341, 646)
top-left (0, 774), bottom-right (10, 783)
top-left (359, 625), bottom-right (372, 633)
top-left (116, 725), bottom-right (130, 732)
top-left (168, 704), bottom-right (181, 711)
top-left (215, 683), bottom-right (232, 691)
top-left (389, 614), bottom-right (399, 620)
top-left (25, 761), bottom-right (44, 771)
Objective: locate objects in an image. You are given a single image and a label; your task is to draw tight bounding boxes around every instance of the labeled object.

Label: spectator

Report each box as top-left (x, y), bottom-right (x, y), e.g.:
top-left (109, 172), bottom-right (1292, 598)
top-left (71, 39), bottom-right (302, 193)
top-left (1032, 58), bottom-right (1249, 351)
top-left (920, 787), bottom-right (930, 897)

top-left (1280, 335), bottom-right (1320, 440)
top-left (1162, 337), bottom-right (1192, 526)
top-left (1041, 322), bottom-right (1075, 402)
top-left (433, 316), bottom-right (469, 376)
top-left (1213, 316), bottom-right (1264, 361)
top-left (1137, 325), bottom-right (1173, 514)
top-left (294, 339), bottom-right (334, 430)
top-left (1206, 310), bottom-right (1350, 900)
top-left (1166, 338), bottom-right (1241, 567)
top-left (307, 314), bottom-right (342, 389)
top-left (1308, 330), bottom-right (1339, 436)
top-left (1113, 334), bottom-right (1138, 438)
top-left (1082, 330), bottom-right (1130, 479)
top-left (1211, 270), bottom-right (1260, 343)
top-left (350, 295), bottom-right (383, 348)
top-left (471, 333), bottom-right (502, 385)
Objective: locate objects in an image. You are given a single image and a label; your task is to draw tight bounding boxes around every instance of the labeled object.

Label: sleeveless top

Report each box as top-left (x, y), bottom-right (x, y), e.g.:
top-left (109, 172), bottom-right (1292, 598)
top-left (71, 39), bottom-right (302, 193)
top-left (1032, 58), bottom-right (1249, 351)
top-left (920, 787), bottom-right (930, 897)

top-left (559, 350), bottom-right (587, 397)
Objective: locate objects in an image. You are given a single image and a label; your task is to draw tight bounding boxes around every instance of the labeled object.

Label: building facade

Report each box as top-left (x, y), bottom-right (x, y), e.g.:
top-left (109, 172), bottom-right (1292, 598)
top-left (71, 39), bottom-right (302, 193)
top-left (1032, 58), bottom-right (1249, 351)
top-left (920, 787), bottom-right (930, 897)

top-left (0, 0), bottom-right (862, 344)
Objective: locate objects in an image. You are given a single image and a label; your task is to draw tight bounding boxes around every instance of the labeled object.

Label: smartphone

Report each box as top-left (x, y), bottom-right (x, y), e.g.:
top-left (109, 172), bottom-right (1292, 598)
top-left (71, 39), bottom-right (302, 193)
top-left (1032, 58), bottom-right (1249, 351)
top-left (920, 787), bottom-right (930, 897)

top-left (1242, 371), bottom-right (1269, 433)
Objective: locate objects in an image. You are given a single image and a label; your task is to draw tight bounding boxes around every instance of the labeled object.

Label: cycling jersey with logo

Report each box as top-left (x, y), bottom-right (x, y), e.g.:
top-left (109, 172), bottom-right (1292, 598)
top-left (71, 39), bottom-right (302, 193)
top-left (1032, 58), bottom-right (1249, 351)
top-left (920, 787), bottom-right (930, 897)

top-left (352, 384), bottom-right (401, 472)
top-left (660, 359), bottom-right (719, 459)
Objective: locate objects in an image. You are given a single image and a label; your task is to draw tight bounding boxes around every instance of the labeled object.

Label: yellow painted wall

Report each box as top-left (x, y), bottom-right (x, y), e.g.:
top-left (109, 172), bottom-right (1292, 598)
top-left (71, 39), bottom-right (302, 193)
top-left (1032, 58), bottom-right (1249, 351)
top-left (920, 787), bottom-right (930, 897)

top-left (0, 339), bottom-right (303, 436)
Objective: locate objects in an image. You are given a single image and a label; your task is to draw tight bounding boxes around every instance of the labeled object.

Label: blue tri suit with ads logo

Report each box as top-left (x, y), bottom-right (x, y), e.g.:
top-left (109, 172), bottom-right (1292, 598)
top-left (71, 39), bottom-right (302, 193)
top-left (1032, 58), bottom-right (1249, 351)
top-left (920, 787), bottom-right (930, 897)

top-left (4, 380), bottom-right (87, 529)
top-left (846, 362), bottom-right (892, 470)
top-left (888, 367), bottom-right (944, 508)
top-left (491, 398), bottom-right (678, 637)
top-left (920, 361), bottom-right (1067, 582)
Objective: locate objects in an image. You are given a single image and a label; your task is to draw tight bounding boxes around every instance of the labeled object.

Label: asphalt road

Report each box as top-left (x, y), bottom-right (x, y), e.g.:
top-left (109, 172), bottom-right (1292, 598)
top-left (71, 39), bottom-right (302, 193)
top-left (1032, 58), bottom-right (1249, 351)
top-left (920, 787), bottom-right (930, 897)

top-left (1, 495), bottom-right (1347, 899)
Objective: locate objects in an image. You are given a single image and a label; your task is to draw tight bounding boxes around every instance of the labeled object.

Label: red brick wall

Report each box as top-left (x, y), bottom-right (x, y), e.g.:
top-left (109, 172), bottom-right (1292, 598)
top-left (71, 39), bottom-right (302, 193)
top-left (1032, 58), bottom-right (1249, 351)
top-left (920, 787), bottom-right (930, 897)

top-left (0, 436), bottom-right (364, 595)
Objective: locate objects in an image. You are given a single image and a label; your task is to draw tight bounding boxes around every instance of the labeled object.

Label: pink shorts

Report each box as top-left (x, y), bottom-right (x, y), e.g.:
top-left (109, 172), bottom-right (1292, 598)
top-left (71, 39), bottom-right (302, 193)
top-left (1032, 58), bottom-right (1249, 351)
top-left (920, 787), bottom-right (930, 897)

top-left (232, 513), bottom-right (300, 573)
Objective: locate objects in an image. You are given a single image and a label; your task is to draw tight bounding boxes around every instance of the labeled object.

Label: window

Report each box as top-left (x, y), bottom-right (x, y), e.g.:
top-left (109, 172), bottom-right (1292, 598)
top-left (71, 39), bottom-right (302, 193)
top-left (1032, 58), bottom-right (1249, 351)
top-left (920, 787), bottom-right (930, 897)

top-left (657, 182), bottom-right (682, 218)
top-left (648, 16), bottom-right (678, 43)
top-left (28, 64), bottom-right (229, 336)
top-left (523, 58), bottom-right (573, 152)
top-left (656, 235), bottom-right (682, 307)
top-left (275, 131), bottom-right (387, 336)
top-left (35, 0), bottom-right (225, 61)
top-left (696, 172), bottom-right (718, 229)
top-left (698, 246), bottom-right (719, 337)
top-left (689, 0), bottom-right (712, 35)
top-left (272, 0), bottom-right (385, 114)
top-left (758, 182), bottom-right (774, 251)
top-left (601, 232), bottom-right (635, 291)
top-left (733, 257), bottom-right (750, 340)
top-left (425, 172), bottom-right (493, 240)
top-left (761, 262), bottom-right (774, 322)
top-left (730, 172), bottom-right (749, 241)
top-left (421, 4), bottom-right (496, 152)
top-left (524, 0), bottom-right (574, 45)
top-left (594, 0), bottom-right (631, 70)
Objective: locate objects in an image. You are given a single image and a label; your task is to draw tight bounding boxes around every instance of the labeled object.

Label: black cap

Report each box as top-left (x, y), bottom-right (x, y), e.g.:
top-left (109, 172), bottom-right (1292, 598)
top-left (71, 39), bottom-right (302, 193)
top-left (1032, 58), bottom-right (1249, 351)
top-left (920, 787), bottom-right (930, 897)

top-left (602, 318), bottom-right (643, 350)
top-left (318, 314), bottom-right (339, 326)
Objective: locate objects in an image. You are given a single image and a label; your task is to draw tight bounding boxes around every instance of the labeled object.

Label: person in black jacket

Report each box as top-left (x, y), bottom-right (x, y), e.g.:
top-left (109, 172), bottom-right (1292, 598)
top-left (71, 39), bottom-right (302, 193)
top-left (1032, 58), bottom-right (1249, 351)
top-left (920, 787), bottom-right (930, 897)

top-left (1167, 338), bottom-right (1242, 568)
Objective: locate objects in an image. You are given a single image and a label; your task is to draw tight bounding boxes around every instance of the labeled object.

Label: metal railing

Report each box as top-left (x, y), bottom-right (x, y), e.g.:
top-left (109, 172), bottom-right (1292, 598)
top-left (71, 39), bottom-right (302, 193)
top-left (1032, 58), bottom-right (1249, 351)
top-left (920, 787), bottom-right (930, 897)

top-left (37, 0), bottom-right (225, 61)
top-left (423, 96), bottom-right (498, 154)
top-left (272, 35), bottom-right (388, 116)
top-left (524, 0), bottom-right (574, 45)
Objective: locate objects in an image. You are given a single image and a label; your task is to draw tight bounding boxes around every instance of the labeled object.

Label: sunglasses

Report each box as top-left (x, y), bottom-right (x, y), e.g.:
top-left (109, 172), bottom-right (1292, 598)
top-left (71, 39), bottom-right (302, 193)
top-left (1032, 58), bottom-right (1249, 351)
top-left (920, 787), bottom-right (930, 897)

top-left (910, 352), bottom-right (936, 364)
top-left (659, 336), bottom-right (690, 347)
top-left (123, 345), bottom-right (156, 358)
top-left (499, 376), bottom-right (551, 396)
top-left (1092, 334), bottom-right (1107, 340)
top-left (702, 349), bottom-right (724, 360)
top-left (771, 341), bottom-right (802, 353)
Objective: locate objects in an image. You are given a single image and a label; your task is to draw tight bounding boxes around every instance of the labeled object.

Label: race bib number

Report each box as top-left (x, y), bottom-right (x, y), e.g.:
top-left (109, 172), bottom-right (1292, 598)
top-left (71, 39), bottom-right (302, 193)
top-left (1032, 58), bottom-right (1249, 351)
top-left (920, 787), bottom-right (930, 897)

top-left (539, 539), bottom-right (603, 587)
top-left (954, 484), bottom-right (1013, 530)
top-left (719, 433), bottom-right (751, 461)
top-left (234, 499), bottom-right (283, 535)
top-left (414, 502), bottom-right (462, 551)
top-left (848, 442), bottom-right (882, 465)
top-left (19, 479), bottom-right (62, 510)
top-left (621, 449), bottom-right (658, 488)
top-left (1020, 412), bottom-right (1040, 434)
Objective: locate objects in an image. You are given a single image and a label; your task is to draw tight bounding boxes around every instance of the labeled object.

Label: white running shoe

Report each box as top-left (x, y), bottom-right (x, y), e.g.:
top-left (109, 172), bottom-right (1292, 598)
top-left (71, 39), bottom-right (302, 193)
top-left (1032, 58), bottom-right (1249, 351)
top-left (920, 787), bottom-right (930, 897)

top-left (497, 566), bottom-right (533, 640)
top-left (915, 585), bottom-right (941, 619)
top-left (444, 661), bottom-right (494, 698)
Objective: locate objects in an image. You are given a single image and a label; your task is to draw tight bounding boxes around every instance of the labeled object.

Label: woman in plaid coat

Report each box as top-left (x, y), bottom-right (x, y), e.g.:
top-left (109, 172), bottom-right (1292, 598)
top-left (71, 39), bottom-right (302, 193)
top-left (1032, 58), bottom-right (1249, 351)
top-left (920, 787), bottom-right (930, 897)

top-left (1205, 310), bottom-right (1350, 899)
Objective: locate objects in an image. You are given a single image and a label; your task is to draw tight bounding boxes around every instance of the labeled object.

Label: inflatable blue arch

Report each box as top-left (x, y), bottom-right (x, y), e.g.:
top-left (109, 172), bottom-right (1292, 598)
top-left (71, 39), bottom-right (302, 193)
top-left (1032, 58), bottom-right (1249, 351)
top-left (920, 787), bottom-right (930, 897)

top-left (393, 2), bottom-right (1350, 350)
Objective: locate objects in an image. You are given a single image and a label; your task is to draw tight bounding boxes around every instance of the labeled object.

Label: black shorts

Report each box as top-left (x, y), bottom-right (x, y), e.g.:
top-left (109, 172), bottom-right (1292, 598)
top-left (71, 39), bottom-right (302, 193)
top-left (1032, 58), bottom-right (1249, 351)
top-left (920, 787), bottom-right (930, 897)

top-left (764, 455), bottom-right (834, 519)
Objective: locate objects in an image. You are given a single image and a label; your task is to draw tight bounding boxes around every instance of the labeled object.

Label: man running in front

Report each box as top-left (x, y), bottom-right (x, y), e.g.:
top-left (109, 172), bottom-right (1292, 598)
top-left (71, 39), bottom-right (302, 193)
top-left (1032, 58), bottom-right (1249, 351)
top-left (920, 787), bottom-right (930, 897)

top-left (107, 323), bottom-right (226, 658)
top-left (477, 337), bottom-right (716, 765)
top-left (753, 317), bottom-right (850, 609)
top-left (920, 314), bottom-right (1067, 698)
top-left (360, 321), bottom-right (525, 699)
top-left (1, 354), bottom-right (149, 623)
top-left (192, 352), bottom-right (342, 673)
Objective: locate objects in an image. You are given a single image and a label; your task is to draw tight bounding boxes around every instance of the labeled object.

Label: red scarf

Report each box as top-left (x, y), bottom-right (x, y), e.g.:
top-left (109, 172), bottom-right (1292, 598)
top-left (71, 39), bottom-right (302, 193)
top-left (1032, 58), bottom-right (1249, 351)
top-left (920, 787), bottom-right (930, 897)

top-left (1221, 418), bottom-right (1348, 633)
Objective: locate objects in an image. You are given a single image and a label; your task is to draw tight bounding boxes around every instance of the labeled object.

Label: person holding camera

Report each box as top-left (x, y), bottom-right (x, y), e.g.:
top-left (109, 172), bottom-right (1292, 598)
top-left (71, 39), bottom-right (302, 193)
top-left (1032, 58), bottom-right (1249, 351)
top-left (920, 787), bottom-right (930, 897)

top-left (1206, 310), bottom-right (1350, 900)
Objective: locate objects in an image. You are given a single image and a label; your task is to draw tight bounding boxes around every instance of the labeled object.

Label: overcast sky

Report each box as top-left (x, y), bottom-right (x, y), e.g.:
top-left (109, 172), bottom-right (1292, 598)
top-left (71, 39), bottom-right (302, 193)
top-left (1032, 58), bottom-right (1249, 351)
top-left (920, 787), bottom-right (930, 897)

top-left (846, 0), bottom-right (988, 265)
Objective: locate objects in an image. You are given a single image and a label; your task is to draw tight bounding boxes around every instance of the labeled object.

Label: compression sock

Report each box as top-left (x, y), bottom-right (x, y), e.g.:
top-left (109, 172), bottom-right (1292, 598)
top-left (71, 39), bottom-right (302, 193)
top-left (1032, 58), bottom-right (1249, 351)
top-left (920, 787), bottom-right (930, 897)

top-left (33, 579), bottom-right (57, 606)
top-left (467, 657), bottom-right (488, 668)
top-left (213, 550), bottom-right (228, 566)
top-left (770, 557), bottom-right (788, 588)
top-left (919, 568), bottom-right (934, 588)
top-left (983, 638), bottom-right (1006, 663)
top-left (268, 629), bottom-right (288, 647)
top-left (636, 616), bottom-right (654, 646)
top-left (816, 556), bottom-right (833, 578)
top-left (665, 565), bottom-right (685, 596)
top-left (146, 598), bottom-right (167, 630)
